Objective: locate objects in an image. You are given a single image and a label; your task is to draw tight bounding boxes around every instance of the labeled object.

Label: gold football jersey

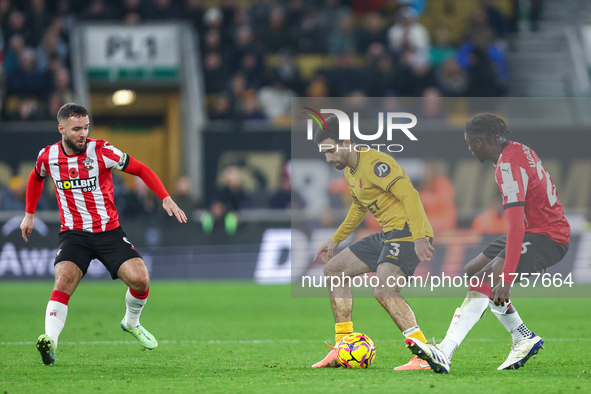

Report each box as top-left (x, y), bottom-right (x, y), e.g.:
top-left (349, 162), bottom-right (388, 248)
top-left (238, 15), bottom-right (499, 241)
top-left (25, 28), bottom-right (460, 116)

top-left (331, 148), bottom-right (433, 244)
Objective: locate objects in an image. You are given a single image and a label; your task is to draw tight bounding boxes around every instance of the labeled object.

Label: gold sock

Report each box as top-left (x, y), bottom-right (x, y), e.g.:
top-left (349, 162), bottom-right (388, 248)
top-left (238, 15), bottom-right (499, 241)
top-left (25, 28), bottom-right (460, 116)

top-left (408, 330), bottom-right (428, 343)
top-left (335, 321), bottom-right (353, 344)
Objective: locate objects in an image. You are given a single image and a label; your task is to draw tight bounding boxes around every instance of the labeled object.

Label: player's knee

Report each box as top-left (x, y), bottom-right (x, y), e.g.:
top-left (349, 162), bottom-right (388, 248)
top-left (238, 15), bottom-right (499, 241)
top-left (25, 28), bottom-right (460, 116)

top-left (463, 263), bottom-right (478, 278)
top-left (323, 260), bottom-right (342, 278)
top-left (373, 284), bottom-right (399, 300)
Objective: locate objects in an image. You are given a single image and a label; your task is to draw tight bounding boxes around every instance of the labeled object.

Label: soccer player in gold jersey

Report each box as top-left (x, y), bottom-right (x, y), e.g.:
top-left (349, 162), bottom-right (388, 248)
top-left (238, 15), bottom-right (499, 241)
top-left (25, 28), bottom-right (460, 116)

top-left (311, 115), bottom-right (435, 371)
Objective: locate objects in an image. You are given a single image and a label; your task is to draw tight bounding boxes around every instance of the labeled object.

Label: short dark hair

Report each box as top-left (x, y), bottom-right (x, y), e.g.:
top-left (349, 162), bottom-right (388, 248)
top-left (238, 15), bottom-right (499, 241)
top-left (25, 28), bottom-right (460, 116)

top-left (57, 103), bottom-right (89, 123)
top-left (313, 114), bottom-right (345, 144)
top-left (465, 113), bottom-right (511, 142)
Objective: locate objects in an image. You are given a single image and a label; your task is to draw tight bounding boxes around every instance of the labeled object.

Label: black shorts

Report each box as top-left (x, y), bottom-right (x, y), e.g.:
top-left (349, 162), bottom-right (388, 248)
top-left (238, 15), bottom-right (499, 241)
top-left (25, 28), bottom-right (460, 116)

top-left (55, 227), bottom-right (142, 280)
top-left (348, 225), bottom-right (432, 276)
top-left (482, 233), bottom-right (569, 276)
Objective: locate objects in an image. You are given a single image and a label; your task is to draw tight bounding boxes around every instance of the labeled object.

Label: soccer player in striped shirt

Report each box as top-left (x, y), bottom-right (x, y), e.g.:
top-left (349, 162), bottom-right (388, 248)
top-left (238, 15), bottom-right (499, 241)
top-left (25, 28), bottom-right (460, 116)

top-left (20, 103), bottom-right (188, 365)
top-left (407, 113), bottom-right (570, 373)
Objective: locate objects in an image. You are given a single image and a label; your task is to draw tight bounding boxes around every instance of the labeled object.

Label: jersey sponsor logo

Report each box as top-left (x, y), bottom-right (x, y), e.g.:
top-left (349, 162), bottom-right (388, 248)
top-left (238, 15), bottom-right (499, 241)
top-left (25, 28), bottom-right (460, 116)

top-left (359, 179), bottom-right (363, 189)
top-left (374, 162), bottom-right (391, 177)
top-left (56, 177), bottom-right (97, 192)
top-left (69, 168), bottom-right (79, 178)
top-left (368, 199), bottom-right (380, 214)
top-left (82, 157), bottom-right (94, 171)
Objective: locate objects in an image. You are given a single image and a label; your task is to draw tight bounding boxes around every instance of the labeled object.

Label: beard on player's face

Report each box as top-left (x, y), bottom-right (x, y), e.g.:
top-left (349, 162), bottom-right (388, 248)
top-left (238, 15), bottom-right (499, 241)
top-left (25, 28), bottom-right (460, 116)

top-left (63, 134), bottom-right (86, 153)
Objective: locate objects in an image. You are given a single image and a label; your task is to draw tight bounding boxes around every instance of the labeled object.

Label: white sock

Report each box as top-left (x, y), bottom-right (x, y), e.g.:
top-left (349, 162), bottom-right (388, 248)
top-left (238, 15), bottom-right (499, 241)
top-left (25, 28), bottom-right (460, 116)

top-left (45, 300), bottom-right (68, 347)
top-left (440, 291), bottom-right (489, 361)
top-left (124, 288), bottom-right (148, 328)
top-left (488, 300), bottom-right (533, 344)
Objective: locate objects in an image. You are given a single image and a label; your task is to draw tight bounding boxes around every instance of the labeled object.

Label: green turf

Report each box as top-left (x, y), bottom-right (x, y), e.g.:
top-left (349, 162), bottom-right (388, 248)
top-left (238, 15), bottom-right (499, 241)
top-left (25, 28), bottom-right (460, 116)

top-left (1, 281), bottom-right (590, 393)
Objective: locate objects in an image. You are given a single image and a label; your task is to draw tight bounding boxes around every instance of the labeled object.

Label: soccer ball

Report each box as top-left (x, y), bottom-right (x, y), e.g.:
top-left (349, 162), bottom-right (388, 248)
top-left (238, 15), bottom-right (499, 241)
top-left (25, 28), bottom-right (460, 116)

top-left (336, 332), bottom-right (376, 368)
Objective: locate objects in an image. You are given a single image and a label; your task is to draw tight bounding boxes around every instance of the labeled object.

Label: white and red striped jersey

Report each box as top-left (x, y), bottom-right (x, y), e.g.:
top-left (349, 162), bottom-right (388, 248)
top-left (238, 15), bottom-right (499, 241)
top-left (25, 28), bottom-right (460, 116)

top-left (35, 138), bottom-right (129, 233)
top-left (494, 141), bottom-right (570, 243)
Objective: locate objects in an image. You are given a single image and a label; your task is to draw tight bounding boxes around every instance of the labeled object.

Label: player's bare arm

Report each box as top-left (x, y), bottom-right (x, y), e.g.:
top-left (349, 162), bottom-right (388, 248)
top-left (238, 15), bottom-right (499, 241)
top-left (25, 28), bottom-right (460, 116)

top-left (314, 239), bottom-right (338, 263)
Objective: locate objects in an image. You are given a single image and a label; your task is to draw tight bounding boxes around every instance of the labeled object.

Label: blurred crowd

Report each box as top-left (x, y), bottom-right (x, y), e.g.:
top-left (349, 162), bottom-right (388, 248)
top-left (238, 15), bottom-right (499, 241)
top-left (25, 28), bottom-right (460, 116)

top-left (0, 0), bottom-right (520, 123)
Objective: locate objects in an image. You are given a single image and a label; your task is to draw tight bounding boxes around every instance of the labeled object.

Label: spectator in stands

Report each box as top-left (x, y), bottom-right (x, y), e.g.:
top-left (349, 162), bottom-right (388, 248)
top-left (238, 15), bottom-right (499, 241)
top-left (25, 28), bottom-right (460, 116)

top-left (201, 166), bottom-right (248, 235)
top-left (418, 87), bottom-right (445, 119)
top-left (173, 175), bottom-right (197, 214)
top-left (328, 14), bottom-right (357, 55)
top-left (48, 67), bottom-right (75, 117)
top-left (257, 75), bottom-right (295, 121)
top-left (24, 0), bottom-right (53, 47)
top-left (482, 0), bottom-right (508, 39)
top-left (120, 0), bottom-right (146, 24)
top-left (4, 10), bottom-right (28, 44)
top-left (418, 160), bottom-right (457, 233)
top-left (203, 51), bottom-right (229, 94)
top-left (1, 175), bottom-right (47, 211)
top-left (143, 0), bottom-right (182, 20)
top-left (510, 0), bottom-right (542, 32)
top-left (0, 0), bottom-right (11, 29)
top-left (269, 161), bottom-right (305, 209)
top-left (237, 91), bottom-right (267, 121)
top-left (241, 53), bottom-right (264, 90)
top-left (11, 97), bottom-right (46, 120)
top-left (305, 72), bottom-right (331, 97)
top-left (320, 0), bottom-right (350, 34)
top-left (324, 52), bottom-right (363, 96)
top-left (2, 34), bottom-right (25, 75)
top-left (261, 6), bottom-right (291, 53)
top-left (429, 26), bottom-right (456, 68)
top-left (387, 7), bottom-right (430, 55)
top-left (202, 28), bottom-right (222, 54)
top-left (457, 28), bottom-right (508, 96)
top-left (471, 196), bottom-right (508, 235)
top-left (362, 43), bottom-right (398, 97)
top-left (292, 7), bottom-right (328, 53)
top-left (6, 48), bottom-right (52, 101)
top-left (357, 12), bottom-right (387, 55)
top-left (269, 48), bottom-right (305, 96)
top-left (183, 0), bottom-right (205, 35)
top-left (227, 71), bottom-right (248, 106)
top-left (208, 92), bottom-right (234, 121)
top-left (80, 0), bottom-right (117, 21)
top-left (35, 27), bottom-right (68, 73)
top-left (436, 58), bottom-right (468, 97)
top-left (122, 177), bottom-right (160, 218)
top-left (227, 25), bottom-right (264, 76)
top-left (395, 48), bottom-right (439, 96)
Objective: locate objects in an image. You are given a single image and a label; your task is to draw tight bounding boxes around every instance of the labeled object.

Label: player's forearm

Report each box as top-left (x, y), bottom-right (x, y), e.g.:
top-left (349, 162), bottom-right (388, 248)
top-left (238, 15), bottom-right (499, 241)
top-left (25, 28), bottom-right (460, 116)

top-left (501, 205), bottom-right (526, 282)
top-left (396, 181), bottom-right (429, 240)
top-left (123, 156), bottom-right (170, 200)
top-left (25, 170), bottom-right (45, 214)
top-left (331, 201), bottom-right (367, 244)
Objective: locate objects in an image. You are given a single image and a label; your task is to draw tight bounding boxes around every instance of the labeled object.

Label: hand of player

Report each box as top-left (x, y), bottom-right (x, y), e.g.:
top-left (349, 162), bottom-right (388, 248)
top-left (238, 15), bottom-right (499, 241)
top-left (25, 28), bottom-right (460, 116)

top-left (414, 237), bottom-right (434, 263)
top-left (491, 281), bottom-right (512, 306)
top-left (162, 196), bottom-right (187, 223)
top-left (314, 239), bottom-right (338, 263)
top-left (20, 213), bottom-right (35, 243)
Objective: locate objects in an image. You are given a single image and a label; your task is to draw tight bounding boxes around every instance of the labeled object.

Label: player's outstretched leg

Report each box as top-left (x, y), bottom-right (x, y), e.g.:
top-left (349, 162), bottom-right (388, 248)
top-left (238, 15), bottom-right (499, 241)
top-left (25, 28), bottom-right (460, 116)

top-left (393, 356), bottom-right (431, 371)
top-left (406, 337), bottom-right (451, 374)
top-left (312, 248), bottom-right (370, 368)
top-left (498, 334), bottom-right (544, 370)
top-left (120, 288), bottom-right (158, 349)
top-left (312, 342), bottom-right (340, 368)
top-left (118, 258), bottom-right (158, 349)
top-left (488, 299), bottom-right (543, 370)
top-left (36, 334), bottom-right (56, 365)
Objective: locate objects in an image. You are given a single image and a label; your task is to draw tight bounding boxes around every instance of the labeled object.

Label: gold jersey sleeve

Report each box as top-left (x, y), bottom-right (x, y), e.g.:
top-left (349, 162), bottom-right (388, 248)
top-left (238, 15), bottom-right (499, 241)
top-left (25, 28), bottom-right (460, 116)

top-left (331, 149), bottom-right (433, 244)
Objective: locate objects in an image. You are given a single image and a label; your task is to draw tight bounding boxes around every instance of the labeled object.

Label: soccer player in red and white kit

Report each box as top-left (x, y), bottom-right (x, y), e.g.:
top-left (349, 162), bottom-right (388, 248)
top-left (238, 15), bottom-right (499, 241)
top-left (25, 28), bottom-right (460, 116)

top-left (20, 103), bottom-right (188, 365)
top-left (407, 113), bottom-right (570, 373)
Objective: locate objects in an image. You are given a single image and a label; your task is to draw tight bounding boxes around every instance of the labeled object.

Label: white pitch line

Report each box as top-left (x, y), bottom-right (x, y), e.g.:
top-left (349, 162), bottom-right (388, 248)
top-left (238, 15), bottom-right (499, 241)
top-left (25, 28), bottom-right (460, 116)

top-left (2, 338), bottom-right (591, 346)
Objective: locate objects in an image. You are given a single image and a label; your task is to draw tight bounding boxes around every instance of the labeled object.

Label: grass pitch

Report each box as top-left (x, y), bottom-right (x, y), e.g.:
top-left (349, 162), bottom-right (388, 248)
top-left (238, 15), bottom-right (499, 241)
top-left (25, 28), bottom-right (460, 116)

top-left (1, 281), bottom-right (590, 393)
